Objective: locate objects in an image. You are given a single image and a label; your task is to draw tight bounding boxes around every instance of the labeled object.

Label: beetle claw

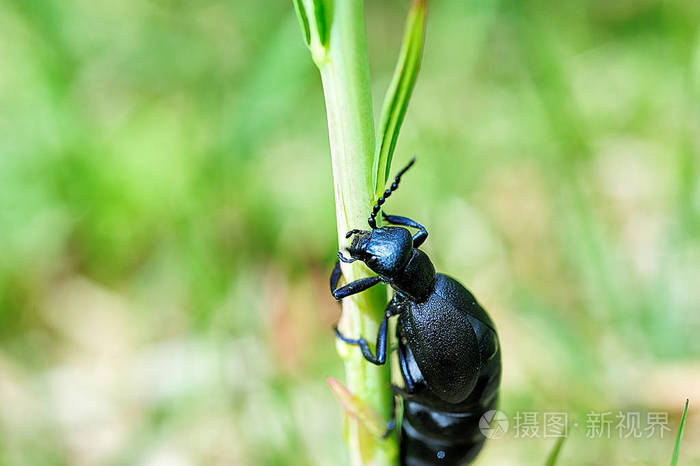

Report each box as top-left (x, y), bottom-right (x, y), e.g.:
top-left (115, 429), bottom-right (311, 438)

top-left (334, 326), bottom-right (359, 344)
top-left (382, 417), bottom-right (396, 439)
top-left (337, 251), bottom-right (356, 263)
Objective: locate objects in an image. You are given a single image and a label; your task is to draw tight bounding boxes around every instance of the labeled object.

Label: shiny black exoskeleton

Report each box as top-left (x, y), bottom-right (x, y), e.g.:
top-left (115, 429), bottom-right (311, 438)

top-left (330, 158), bottom-right (501, 466)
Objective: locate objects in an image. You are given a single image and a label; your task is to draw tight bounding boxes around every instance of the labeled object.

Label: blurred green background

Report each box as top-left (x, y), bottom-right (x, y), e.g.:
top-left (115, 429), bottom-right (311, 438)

top-left (1, 0), bottom-right (699, 464)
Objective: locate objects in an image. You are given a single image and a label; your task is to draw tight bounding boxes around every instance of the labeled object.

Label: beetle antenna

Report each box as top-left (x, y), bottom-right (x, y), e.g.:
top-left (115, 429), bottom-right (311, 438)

top-left (368, 157), bottom-right (416, 229)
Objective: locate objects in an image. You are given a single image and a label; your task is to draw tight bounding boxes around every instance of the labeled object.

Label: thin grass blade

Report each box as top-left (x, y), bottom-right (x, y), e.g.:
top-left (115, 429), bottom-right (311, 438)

top-left (373, 0), bottom-right (427, 196)
top-left (292, 0), bottom-right (312, 46)
top-left (327, 377), bottom-right (388, 439)
top-left (670, 399), bottom-right (690, 466)
top-left (292, 0), bottom-right (330, 60)
top-left (544, 435), bottom-right (567, 466)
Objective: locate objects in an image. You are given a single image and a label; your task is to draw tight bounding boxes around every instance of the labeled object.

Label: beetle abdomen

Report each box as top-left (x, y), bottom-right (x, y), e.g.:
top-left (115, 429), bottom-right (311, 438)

top-left (400, 399), bottom-right (494, 466)
top-left (397, 273), bottom-right (502, 465)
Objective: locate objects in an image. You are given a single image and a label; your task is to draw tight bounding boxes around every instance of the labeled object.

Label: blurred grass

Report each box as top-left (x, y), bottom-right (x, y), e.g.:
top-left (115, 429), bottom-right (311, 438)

top-left (670, 399), bottom-right (689, 465)
top-left (0, 0), bottom-right (699, 464)
top-left (544, 435), bottom-right (566, 466)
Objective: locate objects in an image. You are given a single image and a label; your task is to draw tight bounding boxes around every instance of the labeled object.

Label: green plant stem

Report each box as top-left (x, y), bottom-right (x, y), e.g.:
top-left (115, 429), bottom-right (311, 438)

top-left (670, 399), bottom-right (689, 466)
top-left (315, 1), bottom-right (397, 464)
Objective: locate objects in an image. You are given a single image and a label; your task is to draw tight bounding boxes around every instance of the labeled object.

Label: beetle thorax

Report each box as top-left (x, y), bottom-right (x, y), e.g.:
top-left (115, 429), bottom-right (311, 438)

top-left (390, 249), bottom-right (436, 302)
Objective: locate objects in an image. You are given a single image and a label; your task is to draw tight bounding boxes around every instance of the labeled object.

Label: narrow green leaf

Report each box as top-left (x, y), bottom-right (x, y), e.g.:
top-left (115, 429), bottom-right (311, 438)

top-left (373, 0), bottom-right (427, 196)
top-left (544, 435), bottom-right (567, 466)
top-left (327, 377), bottom-right (388, 439)
top-left (670, 399), bottom-right (690, 466)
top-left (292, 0), bottom-right (330, 56)
top-left (312, 0), bottom-right (329, 47)
top-left (292, 0), bottom-right (311, 46)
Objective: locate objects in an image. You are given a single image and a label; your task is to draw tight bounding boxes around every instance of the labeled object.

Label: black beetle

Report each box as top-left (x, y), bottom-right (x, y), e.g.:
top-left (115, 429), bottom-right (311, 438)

top-left (330, 158), bottom-right (501, 466)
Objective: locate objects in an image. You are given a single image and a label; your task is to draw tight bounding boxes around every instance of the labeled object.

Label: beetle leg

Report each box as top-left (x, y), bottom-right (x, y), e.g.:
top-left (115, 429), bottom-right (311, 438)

top-left (337, 251), bottom-right (357, 263)
top-left (386, 294), bottom-right (407, 316)
top-left (381, 402), bottom-right (397, 439)
top-left (334, 313), bottom-right (388, 365)
top-left (331, 258), bottom-right (381, 301)
top-left (331, 275), bottom-right (381, 301)
top-left (381, 213), bottom-right (428, 248)
top-left (397, 347), bottom-right (416, 393)
top-left (329, 260), bottom-right (342, 294)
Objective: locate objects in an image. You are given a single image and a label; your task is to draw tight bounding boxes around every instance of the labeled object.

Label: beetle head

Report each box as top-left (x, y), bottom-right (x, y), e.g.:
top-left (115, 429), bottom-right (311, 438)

top-left (346, 227), bottom-right (413, 278)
